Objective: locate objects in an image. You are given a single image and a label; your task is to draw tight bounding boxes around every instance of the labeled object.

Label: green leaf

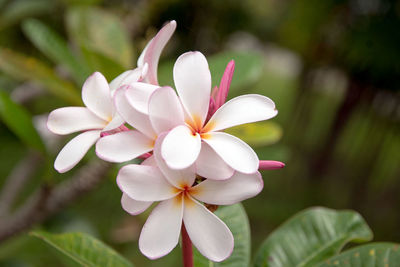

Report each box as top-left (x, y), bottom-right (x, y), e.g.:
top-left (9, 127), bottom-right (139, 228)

top-left (0, 47), bottom-right (81, 105)
top-left (194, 203), bottom-right (251, 267)
top-left (254, 207), bottom-right (373, 267)
top-left (31, 231), bottom-right (134, 267)
top-left (225, 121), bottom-right (283, 147)
top-left (22, 18), bottom-right (91, 85)
top-left (0, 91), bottom-right (45, 152)
top-left (317, 243), bottom-right (400, 266)
top-left (66, 6), bottom-right (133, 72)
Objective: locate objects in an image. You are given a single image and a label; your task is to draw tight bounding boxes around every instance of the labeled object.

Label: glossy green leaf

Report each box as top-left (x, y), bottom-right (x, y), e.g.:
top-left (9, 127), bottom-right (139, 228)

top-left (31, 231), bottom-right (134, 267)
top-left (22, 18), bottom-right (91, 85)
top-left (158, 51), bottom-right (263, 93)
top-left (194, 203), bottom-right (251, 267)
top-left (317, 243), bottom-right (400, 267)
top-left (0, 91), bottom-right (45, 152)
top-left (225, 121), bottom-right (283, 147)
top-left (66, 7), bottom-right (133, 70)
top-left (254, 207), bottom-right (373, 267)
top-left (0, 47), bottom-right (81, 105)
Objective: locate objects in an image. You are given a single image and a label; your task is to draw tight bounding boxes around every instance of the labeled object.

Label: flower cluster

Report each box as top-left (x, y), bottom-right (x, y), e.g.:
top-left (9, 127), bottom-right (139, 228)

top-left (47, 21), bottom-right (283, 262)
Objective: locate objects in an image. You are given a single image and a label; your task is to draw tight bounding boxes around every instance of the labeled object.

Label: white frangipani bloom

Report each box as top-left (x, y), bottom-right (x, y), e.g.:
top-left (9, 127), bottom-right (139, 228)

top-left (129, 51), bottom-right (277, 175)
top-left (46, 21), bottom-right (177, 173)
top-left (117, 133), bottom-right (264, 261)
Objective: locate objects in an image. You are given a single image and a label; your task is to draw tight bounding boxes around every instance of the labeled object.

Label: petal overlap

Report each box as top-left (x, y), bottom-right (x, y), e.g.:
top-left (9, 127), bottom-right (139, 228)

top-left (203, 132), bottom-right (259, 174)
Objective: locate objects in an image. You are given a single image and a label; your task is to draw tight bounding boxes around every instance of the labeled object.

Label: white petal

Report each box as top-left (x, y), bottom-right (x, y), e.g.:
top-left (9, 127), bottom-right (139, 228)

top-left (206, 94), bottom-right (278, 132)
top-left (191, 171), bottom-right (263, 205)
top-left (114, 86), bottom-right (156, 139)
top-left (54, 130), bottom-right (101, 173)
top-left (203, 132), bottom-right (259, 174)
top-left (96, 130), bottom-right (153, 163)
top-left (139, 196), bottom-right (183, 259)
top-left (121, 193), bottom-right (152, 215)
top-left (47, 107), bottom-right (107, 135)
top-left (154, 133), bottom-right (196, 189)
top-left (125, 82), bottom-right (160, 114)
top-left (117, 164), bottom-right (177, 202)
top-left (183, 196), bottom-right (233, 262)
top-left (195, 142), bottom-right (234, 180)
top-left (161, 125), bottom-right (201, 169)
top-left (102, 113), bottom-right (125, 131)
top-left (138, 20), bottom-right (177, 85)
top-left (173, 51), bottom-right (211, 125)
top-left (148, 87), bottom-right (185, 134)
top-left (82, 72), bottom-right (113, 121)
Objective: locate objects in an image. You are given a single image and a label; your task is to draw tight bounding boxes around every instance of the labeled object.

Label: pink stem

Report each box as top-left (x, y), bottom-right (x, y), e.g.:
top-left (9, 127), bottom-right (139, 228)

top-left (181, 223), bottom-right (193, 267)
top-left (259, 160), bottom-right (285, 170)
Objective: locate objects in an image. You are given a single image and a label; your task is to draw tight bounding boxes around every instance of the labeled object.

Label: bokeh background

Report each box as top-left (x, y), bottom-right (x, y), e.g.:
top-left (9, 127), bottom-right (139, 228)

top-left (0, 0), bottom-right (399, 266)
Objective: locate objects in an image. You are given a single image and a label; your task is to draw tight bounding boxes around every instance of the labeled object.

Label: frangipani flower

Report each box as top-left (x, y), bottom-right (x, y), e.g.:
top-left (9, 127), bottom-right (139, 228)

top-left (157, 51), bottom-right (278, 174)
top-left (117, 133), bottom-right (264, 261)
top-left (47, 21), bottom-right (176, 173)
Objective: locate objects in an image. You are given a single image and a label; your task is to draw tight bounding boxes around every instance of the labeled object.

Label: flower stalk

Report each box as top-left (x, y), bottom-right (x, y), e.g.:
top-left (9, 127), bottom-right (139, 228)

top-left (181, 223), bottom-right (193, 267)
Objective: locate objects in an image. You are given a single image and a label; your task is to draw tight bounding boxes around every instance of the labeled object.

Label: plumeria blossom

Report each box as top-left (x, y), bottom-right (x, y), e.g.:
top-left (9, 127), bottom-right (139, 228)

top-left (117, 133), bottom-right (264, 261)
top-left (97, 52), bottom-right (282, 178)
top-left (154, 51), bottom-right (277, 174)
top-left (46, 21), bottom-right (176, 173)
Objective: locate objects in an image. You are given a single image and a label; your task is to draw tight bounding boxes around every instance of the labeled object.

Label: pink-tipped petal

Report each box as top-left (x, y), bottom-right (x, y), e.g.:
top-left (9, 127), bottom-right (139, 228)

top-left (114, 86), bottom-right (156, 139)
top-left (203, 132), bottom-right (259, 174)
top-left (183, 196), bottom-right (233, 262)
top-left (216, 60), bottom-right (235, 108)
top-left (259, 160), bottom-right (285, 170)
top-left (125, 82), bottom-right (160, 114)
top-left (47, 107), bottom-right (107, 135)
top-left (117, 164), bottom-right (177, 202)
top-left (161, 125), bottom-right (202, 170)
top-left (191, 171), bottom-right (263, 205)
top-left (173, 51), bottom-right (211, 125)
top-left (54, 130), bottom-right (101, 173)
top-left (195, 142), bottom-right (234, 180)
top-left (96, 130), bottom-right (154, 163)
top-left (82, 72), bottom-right (113, 121)
top-left (121, 193), bottom-right (152, 215)
top-left (154, 133), bottom-right (196, 189)
top-left (138, 20), bottom-right (177, 85)
top-left (148, 87), bottom-right (185, 134)
top-left (139, 196), bottom-right (183, 259)
top-left (206, 94), bottom-right (278, 132)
